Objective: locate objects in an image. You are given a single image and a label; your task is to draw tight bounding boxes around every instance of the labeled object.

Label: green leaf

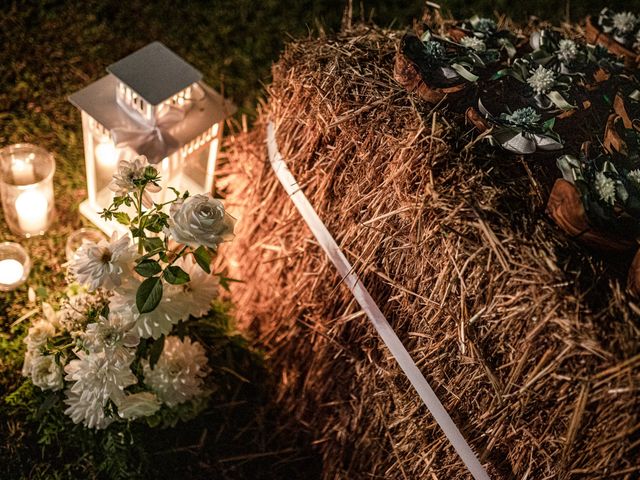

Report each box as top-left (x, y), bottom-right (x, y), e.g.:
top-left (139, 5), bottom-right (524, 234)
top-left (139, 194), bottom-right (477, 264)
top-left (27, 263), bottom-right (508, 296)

top-left (193, 246), bottom-right (211, 274)
top-left (113, 212), bottom-right (131, 225)
top-left (142, 237), bottom-right (164, 253)
top-left (148, 335), bottom-right (165, 369)
top-left (135, 259), bottom-right (162, 277)
top-left (163, 266), bottom-right (190, 285)
top-left (136, 277), bottom-right (163, 314)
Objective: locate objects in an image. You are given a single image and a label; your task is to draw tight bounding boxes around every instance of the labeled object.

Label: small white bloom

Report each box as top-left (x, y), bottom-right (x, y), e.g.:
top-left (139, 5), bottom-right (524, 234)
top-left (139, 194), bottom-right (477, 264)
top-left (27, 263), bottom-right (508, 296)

top-left (65, 350), bottom-right (137, 405)
top-left (109, 155), bottom-right (161, 196)
top-left (460, 36), bottom-right (486, 52)
top-left (64, 390), bottom-right (113, 430)
top-left (143, 336), bottom-right (209, 407)
top-left (116, 392), bottom-right (161, 419)
top-left (557, 39), bottom-right (578, 63)
top-left (527, 65), bottom-right (556, 95)
top-left (109, 281), bottom-right (189, 340)
top-left (504, 107), bottom-right (542, 127)
top-left (595, 172), bottom-right (616, 205)
top-left (58, 292), bottom-right (97, 335)
top-left (83, 310), bottom-right (140, 365)
top-left (69, 233), bottom-right (137, 291)
top-left (30, 354), bottom-right (64, 391)
top-left (613, 12), bottom-right (637, 34)
top-left (474, 17), bottom-right (496, 33)
top-left (168, 194), bottom-right (236, 249)
top-left (628, 169), bottom-right (640, 185)
top-left (24, 318), bottom-right (56, 351)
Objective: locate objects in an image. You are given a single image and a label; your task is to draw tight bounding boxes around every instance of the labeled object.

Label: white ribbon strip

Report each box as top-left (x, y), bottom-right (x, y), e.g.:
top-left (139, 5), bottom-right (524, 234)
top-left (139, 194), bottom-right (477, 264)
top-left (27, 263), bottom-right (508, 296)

top-left (266, 121), bottom-right (490, 480)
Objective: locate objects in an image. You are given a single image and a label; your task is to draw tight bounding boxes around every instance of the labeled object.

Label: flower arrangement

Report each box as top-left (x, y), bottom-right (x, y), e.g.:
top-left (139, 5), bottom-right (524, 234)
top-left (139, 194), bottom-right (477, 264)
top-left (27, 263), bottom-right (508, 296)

top-left (21, 155), bottom-right (238, 429)
top-left (466, 101), bottom-right (563, 154)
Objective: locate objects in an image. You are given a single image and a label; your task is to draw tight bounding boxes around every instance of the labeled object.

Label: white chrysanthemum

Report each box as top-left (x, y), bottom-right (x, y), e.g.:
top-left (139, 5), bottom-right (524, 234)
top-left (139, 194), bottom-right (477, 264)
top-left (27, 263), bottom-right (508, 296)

top-left (504, 107), bottom-right (542, 127)
top-left (595, 172), bottom-right (616, 205)
top-left (613, 12), bottom-right (637, 34)
top-left (69, 233), bottom-right (136, 291)
top-left (83, 310), bottom-right (139, 365)
top-left (64, 350), bottom-right (137, 405)
top-left (30, 354), bottom-right (64, 391)
top-left (109, 155), bottom-right (161, 196)
top-left (460, 36), bottom-right (486, 52)
top-left (109, 281), bottom-right (189, 340)
top-left (143, 336), bottom-right (209, 407)
top-left (168, 256), bottom-right (219, 319)
top-left (64, 390), bottom-right (113, 430)
top-left (557, 39), bottom-right (578, 63)
top-left (116, 392), bottom-right (161, 419)
top-left (527, 65), bottom-right (556, 94)
top-left (628, 169), bottom-right (640, 185)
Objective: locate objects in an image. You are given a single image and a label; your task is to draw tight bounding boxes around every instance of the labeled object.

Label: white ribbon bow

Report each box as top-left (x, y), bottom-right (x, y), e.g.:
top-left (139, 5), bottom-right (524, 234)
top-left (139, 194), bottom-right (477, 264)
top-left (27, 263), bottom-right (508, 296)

top-left (111, 83), bottom-right (205, 164)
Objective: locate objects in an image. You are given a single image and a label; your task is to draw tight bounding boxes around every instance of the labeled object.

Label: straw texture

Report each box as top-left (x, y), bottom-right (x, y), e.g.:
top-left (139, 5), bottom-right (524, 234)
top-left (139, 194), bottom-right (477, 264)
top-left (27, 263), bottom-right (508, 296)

top-left (219, 24), bottom-right (640, 479)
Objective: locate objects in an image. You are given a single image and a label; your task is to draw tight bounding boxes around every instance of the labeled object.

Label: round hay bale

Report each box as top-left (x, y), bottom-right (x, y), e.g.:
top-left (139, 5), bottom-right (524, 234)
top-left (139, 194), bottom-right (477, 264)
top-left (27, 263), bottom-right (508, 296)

top-left (220, 25), bottom-right (640, 479)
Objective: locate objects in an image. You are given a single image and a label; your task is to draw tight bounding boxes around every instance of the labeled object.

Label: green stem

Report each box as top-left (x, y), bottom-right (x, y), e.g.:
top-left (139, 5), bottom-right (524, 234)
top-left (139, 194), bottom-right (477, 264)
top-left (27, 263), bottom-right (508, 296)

top-left (136, 188), bottom-right (144, 254)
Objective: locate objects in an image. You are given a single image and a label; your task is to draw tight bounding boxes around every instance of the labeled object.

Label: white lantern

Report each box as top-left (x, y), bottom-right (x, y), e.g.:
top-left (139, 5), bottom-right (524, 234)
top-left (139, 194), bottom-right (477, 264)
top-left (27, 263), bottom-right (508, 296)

top-left (69, 42), bottom-right (235, 234)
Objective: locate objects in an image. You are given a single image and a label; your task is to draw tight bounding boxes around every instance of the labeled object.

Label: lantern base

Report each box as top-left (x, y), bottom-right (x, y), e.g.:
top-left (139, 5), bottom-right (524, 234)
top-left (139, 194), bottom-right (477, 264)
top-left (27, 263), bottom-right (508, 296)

top-left (79, 199), bottom-right (127, 237)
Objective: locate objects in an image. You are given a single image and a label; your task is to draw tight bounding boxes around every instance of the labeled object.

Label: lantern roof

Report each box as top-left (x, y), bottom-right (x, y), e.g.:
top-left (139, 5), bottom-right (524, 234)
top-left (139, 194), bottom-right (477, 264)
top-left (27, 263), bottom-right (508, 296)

top-left (106, 42), bottom-right (202, 105)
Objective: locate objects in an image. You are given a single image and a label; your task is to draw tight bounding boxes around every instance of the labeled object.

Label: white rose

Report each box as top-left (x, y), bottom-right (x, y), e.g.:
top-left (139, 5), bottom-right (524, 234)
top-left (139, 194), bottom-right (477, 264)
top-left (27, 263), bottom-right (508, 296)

top-left (25, 318), bottom-right (56, 351)
top-left (116, 392), bottom-right (161, 419)
top-left (167, 194), bottom-right (235, 249)
top-left (30, 354), bottom-right (64, 391)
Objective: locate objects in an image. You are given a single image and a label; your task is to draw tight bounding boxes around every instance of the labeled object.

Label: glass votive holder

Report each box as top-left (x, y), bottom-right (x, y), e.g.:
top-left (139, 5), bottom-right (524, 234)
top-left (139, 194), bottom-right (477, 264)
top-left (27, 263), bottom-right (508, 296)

top-left (65, 228), bottom-right (106, 261)
top-left (0, 144), bottom-right (56, 237)
top-left (0, 242), bottom-right (31, 292)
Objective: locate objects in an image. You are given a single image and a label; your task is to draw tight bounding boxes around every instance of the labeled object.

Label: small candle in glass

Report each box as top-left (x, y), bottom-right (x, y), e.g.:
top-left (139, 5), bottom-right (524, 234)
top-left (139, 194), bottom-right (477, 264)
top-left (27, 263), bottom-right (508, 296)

top-left (0, 242), bottom-right (31, 291)
top-left (0, 144), bottom-right (56, 237)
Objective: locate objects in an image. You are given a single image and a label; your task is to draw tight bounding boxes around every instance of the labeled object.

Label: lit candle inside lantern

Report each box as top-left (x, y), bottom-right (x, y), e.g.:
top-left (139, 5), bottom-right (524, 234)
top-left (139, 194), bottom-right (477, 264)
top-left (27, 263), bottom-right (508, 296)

top-left (0, 258), bottom-right (24, 286)
top-left (15, 190), bottom-right (49, 235)
top-left (95, 141), bottom-right (119, 170)
top-left (12, 156), bottom-right (35, 184)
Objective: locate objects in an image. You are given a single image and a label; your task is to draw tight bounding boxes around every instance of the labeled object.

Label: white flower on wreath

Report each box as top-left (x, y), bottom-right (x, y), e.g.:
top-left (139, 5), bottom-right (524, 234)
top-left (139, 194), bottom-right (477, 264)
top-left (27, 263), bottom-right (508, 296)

top-left (30, 354), bottom-right (64, 391)
top-left (527, 65), bottom-right (556, 95)
top-left (612, 12), bottom-right (637, 35)
top-left (143, 336), bottom-right (209, 407)
top-left (83, 310), bottom-right (140, 365)
top-left (69, 233), bottom-right (136, 291)
top-left (557, 39), bottom-right (578, 63)
top-left (109, 280), bottom-right (189, 340)
top-left (109, 155), bottom-right (161, 196)
top-left (628, 169), bottom-right (640, 186)
top-left (595, 172), bottom-right (616, 205)
top-left (116, 392), bottom-right (161, 419)
top-left (167, 194), bottom-right (236, 249)
top-left (460, 36), bottom-right (486, 52)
